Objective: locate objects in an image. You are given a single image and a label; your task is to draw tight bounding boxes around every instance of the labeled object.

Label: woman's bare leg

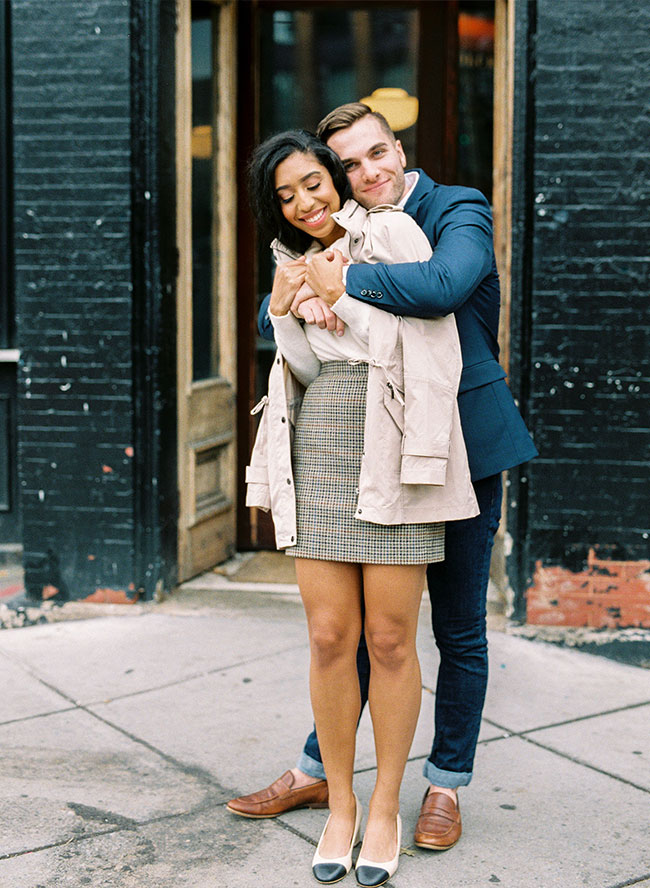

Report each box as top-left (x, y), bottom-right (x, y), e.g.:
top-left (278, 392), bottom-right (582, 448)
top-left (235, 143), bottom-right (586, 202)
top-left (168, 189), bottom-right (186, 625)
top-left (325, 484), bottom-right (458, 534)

top-left (361, 563), bottom-right (426, 862)
top-left (295, 557), bottom-right (363, 857)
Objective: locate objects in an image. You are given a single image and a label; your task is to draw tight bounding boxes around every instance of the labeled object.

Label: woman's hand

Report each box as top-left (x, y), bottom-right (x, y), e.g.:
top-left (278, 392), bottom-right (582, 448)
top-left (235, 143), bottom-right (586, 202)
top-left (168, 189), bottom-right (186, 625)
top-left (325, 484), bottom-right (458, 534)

top-left (269, 257), bottom-right (307, 316)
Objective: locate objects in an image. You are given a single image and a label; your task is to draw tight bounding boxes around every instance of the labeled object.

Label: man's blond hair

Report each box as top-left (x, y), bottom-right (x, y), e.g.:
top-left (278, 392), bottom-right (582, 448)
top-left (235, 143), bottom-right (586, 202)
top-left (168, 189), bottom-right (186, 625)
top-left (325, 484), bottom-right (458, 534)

top-left (316, 102), bottom-right (396, 145)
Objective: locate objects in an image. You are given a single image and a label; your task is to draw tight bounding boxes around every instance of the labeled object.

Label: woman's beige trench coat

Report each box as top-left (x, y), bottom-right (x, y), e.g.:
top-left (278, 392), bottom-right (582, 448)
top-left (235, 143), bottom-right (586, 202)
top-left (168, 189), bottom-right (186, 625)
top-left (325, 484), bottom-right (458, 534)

top-left (246, 200), bottom-right (479, 549)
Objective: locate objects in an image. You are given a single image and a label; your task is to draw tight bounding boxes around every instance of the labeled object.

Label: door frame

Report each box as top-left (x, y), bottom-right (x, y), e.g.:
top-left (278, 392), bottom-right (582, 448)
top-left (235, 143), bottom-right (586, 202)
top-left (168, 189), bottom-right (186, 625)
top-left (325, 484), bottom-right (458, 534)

top-left (175, 0), bottom-right (239, 581)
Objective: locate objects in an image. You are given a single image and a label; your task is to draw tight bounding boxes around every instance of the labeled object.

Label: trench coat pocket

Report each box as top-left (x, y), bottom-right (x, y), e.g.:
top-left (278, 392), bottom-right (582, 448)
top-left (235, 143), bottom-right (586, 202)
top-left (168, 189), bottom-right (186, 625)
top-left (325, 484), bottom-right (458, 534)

top-left (401, 378), bottom-right (455, 485)
top-left (245, 465), bottom-right (271, 510)
top-left (400, 454), bottom-right (448, 486)
top-left (382, 383), bottom-right (404, 432)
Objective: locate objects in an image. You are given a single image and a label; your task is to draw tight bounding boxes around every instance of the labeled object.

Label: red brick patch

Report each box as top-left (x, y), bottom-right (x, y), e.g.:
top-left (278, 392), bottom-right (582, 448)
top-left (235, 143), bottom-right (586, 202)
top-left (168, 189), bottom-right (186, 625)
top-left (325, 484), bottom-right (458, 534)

top-left (81, 588), bottom-right (140, 605)
top-left (526, 548), bottom-right (650, 628)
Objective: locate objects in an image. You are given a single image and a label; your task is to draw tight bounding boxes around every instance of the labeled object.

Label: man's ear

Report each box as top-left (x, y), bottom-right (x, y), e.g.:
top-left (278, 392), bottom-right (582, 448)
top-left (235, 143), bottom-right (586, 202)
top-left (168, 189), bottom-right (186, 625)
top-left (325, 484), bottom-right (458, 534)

top-left (395, 139), bottom-right (407, 168)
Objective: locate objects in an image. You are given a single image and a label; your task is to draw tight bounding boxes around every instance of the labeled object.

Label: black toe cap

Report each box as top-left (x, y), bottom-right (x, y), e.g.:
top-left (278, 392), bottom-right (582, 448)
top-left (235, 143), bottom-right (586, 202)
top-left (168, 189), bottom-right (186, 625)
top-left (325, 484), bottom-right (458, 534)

top-left (312, 862), bottom-right (347, 883)
top-left (355, 865), bottom-right (390, 887)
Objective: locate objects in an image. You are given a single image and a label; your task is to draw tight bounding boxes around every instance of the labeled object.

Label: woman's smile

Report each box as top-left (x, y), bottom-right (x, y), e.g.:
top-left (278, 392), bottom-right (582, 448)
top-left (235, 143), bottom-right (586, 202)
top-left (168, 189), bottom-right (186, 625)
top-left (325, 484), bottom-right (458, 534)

top-left (275, 151), bottom-right (344, 247)
top-left (301, 206), bottom-right (328, 226)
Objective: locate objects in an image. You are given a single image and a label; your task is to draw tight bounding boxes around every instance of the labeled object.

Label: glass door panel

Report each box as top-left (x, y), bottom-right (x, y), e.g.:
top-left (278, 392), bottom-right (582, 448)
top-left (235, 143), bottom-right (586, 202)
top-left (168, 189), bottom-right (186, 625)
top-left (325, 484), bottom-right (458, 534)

top-left (458, 0), bottom-right (495, 199)
top-left (191, 2), bottom-right (219, 381)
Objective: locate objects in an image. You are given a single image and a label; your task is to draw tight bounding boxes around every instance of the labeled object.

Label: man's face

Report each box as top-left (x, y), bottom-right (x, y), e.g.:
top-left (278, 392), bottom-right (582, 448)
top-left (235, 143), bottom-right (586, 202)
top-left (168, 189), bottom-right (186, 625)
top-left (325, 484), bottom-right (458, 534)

top-left (327, 115), bottom-right (407, 209)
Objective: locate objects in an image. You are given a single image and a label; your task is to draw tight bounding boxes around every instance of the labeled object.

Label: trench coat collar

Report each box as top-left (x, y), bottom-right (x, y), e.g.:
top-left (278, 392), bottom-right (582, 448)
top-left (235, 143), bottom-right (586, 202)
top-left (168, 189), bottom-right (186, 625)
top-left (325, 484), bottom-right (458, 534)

top-left (270, 199), bottom-right (403, 260)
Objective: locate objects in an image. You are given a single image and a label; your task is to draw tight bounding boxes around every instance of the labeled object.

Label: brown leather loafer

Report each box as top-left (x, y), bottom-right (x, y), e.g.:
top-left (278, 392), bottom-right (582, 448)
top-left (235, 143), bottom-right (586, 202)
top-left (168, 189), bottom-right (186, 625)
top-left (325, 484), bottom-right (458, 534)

top-left (414, 789), bottom-right (462, 850)
top-left (226, 770), bottom-right (329, 818)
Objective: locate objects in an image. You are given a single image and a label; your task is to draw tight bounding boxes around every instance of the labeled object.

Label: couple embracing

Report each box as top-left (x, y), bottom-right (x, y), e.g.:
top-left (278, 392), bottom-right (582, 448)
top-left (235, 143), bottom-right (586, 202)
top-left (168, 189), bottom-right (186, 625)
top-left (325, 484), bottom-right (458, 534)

top-left (229, 102), bottom-right (536, 886)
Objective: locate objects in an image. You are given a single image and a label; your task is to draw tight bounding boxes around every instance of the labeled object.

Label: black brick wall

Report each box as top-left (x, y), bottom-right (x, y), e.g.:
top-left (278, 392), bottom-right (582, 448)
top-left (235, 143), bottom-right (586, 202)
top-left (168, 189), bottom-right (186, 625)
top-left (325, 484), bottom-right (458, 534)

top-left (520, 0), bottom-right (650, 578)
top-left (12, 0), bottom-right (137, 598)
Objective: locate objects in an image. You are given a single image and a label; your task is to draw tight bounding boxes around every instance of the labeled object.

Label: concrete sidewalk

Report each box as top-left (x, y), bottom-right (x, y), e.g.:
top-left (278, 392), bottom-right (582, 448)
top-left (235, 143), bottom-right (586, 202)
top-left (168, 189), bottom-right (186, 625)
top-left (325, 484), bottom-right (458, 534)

top-left (0, 575), bottom-right (648, 888)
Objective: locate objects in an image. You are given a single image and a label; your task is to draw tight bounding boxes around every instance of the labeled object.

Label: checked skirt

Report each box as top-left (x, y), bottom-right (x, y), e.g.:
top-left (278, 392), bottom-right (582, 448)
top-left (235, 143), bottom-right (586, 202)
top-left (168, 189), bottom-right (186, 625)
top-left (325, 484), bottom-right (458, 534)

top-left (286, 361), bottom-right (444, 564)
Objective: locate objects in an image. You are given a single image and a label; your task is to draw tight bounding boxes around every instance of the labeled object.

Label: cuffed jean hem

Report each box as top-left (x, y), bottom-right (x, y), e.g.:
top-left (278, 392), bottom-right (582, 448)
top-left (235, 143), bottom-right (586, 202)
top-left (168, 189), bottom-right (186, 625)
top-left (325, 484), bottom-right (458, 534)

top-left (423, 759), bottom-right (472, 789)
top-left (297, 751), bottom-right (327, 781)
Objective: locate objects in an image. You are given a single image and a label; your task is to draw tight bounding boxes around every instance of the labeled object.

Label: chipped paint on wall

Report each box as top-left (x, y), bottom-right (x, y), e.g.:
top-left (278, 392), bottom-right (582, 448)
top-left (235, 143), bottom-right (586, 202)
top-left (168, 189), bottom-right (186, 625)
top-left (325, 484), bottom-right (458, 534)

top-left (526, 548), bottom-right (650, 628)
top-left (81, 587), bottom-right (140, 605)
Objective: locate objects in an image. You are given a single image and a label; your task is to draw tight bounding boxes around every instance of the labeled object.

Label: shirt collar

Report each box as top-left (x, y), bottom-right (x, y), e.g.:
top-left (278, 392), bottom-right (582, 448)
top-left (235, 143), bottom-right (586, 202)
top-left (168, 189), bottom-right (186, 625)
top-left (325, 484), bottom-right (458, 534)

top-left (397, 170), bottom-right (419, 208)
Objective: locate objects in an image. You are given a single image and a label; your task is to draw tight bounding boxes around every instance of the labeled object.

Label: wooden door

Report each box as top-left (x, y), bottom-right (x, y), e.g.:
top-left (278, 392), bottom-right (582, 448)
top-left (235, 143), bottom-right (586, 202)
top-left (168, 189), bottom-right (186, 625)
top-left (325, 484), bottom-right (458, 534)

top-left (176, 0), bottom-right (237, 580)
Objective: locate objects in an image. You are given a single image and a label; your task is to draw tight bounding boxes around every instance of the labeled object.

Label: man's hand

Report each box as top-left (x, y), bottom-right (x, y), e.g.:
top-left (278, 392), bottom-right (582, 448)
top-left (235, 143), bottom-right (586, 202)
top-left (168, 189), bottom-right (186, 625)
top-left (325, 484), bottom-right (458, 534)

top-left (291, 279), bottom-right (317, 310)
top-left (305, 249), bottom-right (347, 306)
top-left (269, 257), bottom-right (307, 316)
top-left (296, 297), bottom-right (345, 336)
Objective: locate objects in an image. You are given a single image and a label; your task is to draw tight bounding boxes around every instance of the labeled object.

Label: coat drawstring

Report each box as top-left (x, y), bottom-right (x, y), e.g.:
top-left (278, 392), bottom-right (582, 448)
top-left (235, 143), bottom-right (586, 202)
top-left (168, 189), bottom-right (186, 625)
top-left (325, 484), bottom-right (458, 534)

top-left (347, 358), bottom-right (405, 406)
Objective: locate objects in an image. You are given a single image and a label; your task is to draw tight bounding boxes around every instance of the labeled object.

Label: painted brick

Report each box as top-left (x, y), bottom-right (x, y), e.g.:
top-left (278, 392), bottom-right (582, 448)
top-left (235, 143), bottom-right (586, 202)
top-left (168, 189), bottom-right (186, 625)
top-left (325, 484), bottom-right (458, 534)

top-left (518, 0), bottom-right (650, 616)
top-left (527, 549), bottom-right (650, 628)
top-left (11, 0), bottom-right (136, 600)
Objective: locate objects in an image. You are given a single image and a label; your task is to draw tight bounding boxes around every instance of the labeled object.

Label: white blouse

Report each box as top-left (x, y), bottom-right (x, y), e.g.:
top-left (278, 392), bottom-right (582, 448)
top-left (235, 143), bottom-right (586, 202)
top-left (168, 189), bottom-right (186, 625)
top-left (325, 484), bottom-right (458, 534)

top-left (269, 230), bottom-right (372, 367)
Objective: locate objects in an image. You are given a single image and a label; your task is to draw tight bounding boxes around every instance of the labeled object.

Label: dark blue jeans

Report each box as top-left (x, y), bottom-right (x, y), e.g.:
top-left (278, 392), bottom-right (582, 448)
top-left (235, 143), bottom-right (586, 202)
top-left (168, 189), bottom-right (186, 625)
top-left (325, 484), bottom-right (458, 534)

top-left (297, 474), bottom-right (503, 789)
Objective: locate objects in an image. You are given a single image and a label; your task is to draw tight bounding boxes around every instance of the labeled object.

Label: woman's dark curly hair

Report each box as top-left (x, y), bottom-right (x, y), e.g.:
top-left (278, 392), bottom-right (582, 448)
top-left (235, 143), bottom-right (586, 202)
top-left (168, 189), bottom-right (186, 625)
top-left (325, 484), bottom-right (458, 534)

top-left (248, 129), bottom-right (352, 254)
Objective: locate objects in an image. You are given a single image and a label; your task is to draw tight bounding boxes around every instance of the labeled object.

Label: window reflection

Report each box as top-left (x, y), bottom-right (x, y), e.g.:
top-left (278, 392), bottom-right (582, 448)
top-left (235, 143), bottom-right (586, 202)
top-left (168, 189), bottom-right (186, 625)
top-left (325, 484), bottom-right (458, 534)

top-left (458, 1), bottom-right (494, 199)
top-left (257, 6), bottom-right (419, 403)
top-left (260, 8), bottom-right (418, 160)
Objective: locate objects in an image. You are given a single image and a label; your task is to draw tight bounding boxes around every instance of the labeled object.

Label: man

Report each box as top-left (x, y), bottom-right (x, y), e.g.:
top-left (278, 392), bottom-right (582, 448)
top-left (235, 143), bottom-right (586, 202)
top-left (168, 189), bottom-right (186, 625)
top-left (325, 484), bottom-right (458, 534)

top-left (228, 103), bottom-right (537, 850)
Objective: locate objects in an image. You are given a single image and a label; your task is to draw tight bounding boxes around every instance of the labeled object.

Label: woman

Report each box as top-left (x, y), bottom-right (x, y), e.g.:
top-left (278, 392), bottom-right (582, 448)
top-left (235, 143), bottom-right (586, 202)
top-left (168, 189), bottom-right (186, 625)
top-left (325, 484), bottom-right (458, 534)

top-left (246, 130), bottom-right (477, 886)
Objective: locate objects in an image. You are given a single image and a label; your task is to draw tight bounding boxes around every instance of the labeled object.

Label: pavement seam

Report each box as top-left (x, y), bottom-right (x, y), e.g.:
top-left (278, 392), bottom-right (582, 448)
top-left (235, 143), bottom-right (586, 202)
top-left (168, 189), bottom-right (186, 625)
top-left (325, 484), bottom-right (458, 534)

top-left (422, 679), bottom-right (650, 738)
top-left (516, 733), bottom-right (650, 795)
top-left (0, 646), bottom-right (231, 792)
top-left (0, 637), bottom-right (309, 743)
top-left (0, 704), bottom-right (79, 729)
top-left (365, 734), bottom-right (650, 798)
top-left (0, 639), bottom-right (308, 717)
top-left (0, 797), bottom-right (231, 862)
top-left (79, 705), bottom-right (231, 790)
top-left (489, 698), bottom-right (650, 737)
top-left (273, 816), bottom-right (318, 847)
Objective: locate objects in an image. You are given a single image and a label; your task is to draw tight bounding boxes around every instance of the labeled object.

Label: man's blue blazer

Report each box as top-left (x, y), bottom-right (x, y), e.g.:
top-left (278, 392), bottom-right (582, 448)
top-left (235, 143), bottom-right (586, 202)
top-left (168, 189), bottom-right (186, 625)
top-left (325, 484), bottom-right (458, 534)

top-left (258, 169), bottom-right (537, 481)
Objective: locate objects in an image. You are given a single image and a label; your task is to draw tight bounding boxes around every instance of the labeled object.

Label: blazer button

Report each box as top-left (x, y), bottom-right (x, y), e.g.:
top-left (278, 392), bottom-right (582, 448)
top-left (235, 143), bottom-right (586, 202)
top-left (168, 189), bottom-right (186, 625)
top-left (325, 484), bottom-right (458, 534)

top-left (376, 293), bottom-right (383, 299)
top-left (360, 289), bottom-right (368, 296)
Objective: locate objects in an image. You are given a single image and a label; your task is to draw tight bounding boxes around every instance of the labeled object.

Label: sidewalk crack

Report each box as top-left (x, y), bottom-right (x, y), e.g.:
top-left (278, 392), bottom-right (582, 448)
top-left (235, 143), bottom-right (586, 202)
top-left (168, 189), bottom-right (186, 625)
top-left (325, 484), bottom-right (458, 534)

top-left (604, 873), bottom-right (650, 888)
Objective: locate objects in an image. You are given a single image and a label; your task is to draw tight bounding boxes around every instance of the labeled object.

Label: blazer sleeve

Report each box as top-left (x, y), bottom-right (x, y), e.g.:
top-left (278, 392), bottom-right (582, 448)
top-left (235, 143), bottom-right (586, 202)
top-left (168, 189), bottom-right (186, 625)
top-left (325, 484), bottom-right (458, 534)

top-left (258, 292), bottom-right (275, 340)
top-left (346, 190), bottom-right (494, 318)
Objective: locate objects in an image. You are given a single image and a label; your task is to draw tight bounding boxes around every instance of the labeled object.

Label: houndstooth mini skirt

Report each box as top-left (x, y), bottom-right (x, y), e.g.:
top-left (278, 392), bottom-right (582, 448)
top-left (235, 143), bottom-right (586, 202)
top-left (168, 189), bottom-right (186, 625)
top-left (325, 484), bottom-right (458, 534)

top-left (286, 361), bottom-right (444, 564)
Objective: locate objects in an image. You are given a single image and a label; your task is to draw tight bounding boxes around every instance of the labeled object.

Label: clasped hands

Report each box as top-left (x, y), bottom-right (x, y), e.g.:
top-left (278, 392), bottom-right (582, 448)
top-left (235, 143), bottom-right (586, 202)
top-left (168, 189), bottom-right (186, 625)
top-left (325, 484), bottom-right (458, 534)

top-left (269, 250), bottom-right (347, 335)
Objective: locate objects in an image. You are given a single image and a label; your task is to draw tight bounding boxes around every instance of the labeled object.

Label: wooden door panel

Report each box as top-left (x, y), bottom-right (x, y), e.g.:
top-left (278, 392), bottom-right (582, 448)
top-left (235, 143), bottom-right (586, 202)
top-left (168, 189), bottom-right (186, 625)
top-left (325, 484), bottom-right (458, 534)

top-left (176, 0), bottom-right (237, 581)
